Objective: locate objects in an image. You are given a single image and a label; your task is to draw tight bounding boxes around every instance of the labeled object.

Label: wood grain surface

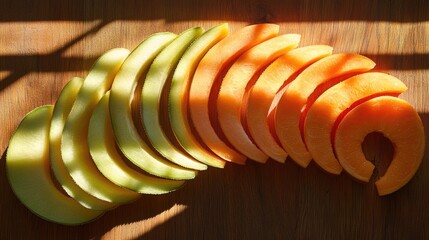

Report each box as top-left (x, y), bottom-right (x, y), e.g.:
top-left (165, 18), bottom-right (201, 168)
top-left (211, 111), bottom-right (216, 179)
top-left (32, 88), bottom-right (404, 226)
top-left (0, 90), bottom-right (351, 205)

top-left (1, 0), bottom-right (428, 239)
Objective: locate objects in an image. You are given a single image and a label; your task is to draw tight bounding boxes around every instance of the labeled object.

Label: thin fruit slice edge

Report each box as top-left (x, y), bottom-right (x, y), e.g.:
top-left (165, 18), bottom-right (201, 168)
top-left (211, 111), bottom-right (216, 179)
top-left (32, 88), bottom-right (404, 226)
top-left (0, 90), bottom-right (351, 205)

top-left (141, 27), bottom-right (207, 171)
top-left (7, 106), bottom-right (103, 225)
top-left (89, 92), bottom-right (185, 194)
top-left (109, 32), bottom-right (197, 180)
top-left (50, 77), bottom-right (117, 210)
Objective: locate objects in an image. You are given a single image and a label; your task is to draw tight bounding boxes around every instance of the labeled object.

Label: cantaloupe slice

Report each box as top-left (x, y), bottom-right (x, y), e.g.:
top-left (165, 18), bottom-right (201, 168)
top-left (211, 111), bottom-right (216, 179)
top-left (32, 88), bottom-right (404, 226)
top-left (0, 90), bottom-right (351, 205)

top-left (189, 23), bottom-right (279, 163)
top-left (141, 27), bottom-right (207, 171)
top-left (335, 96), bottom-right (425, 195)
top-left (61, 48), bottom-right (142, 204)
top-left (217, 34), bottom-right (301, 163)
top-left (109, 32), bottom-right (197, 180)
top-left (274, 53), bottom-right (376, 168)
top-left (89, 92), bottom-right (185, 194)
top-left (246, 45), bottom-right (333, 162)
top-left (50, 77), bottom-right (117, 210)
top-left (304, 72), bottom-right (408, 174)
top-left (169, 23), bottom-right (228, 168)
top-left (7, 106), bottom-right (103, 225)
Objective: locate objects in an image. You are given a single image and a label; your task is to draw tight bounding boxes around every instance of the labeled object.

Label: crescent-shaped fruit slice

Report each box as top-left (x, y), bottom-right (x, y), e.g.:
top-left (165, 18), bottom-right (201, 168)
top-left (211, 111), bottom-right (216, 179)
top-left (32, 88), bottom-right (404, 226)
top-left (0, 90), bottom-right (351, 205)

top-left (109, 32), bottom-right (197, 180)
top-left (61, 48), bottom-right (141, 204)
top-left (169, 23), bottom-right (228, 168)
top-left (89, 92), bottom-right (185, 194)
top-left (335, 96), bottom-right (425, 196)
top-left (247, 45), bottom-right (332, 163)
top-left (7, 106), bottom-right (103, 225)
top-left (304, 72), bottom-right (408, 174)
top-left (275, 53), bottom-right (376, 168)
top-left (141, 27), bottom-right (207, 171)
top-left (189, 23), bottom-right (279, 163)
top-left (217, 34), bottom-right (301, 163)
top-left (50, 77), bottom-right (117, 210)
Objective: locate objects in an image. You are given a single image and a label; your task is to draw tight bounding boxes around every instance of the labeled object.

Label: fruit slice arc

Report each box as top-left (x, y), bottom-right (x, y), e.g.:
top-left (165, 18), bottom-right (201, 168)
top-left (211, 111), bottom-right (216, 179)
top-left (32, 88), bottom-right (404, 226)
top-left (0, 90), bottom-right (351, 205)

top-left (7, 106), bottom-right (103, 225)
top-left (304, 72), bottom-right (408, 174)
top-left (141, 27), bottom-right (207, 171)
top-left (245, 45), bottom-right (332, 162)
top-left (334, 96), bottom-right (425, 196)
top-left (275, 53), bottom-right (376, 168)
top-left (89, 92), bottom-right (185, 194)
top-left (189, 23), bottom-right (279, 163)
top-left (109, 32), bottom-right (197, 180)
top-left (61, 48), bottom-right (142, 204)
top-left (217, 34), bottom-right (301, 163)
top-left (50, 77), bottom-right (117, 210)
top-left (169, 23), bottom-right (228, 168)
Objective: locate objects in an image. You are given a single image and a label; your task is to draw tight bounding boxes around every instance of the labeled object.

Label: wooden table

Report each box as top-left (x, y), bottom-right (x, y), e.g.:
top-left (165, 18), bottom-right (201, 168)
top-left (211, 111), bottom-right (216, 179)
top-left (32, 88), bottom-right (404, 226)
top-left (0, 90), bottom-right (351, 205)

top-left (1, 0), bottom-right (428, 239)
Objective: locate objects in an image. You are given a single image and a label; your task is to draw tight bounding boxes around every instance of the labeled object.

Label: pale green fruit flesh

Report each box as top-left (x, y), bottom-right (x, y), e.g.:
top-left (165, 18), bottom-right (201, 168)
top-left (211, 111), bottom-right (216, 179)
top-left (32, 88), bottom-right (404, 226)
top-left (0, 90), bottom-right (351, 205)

top-left (141, 27), bottom-right (207, 171)
top-left (61, 48), bottom-right (141, 204)
top-left (50, 77), bottom-right (117, 210)
top-left (7, 106), bottom-right (103, 225)
top-left (169, 24), bottom-right (229, 168)
top-left (89, 92), bottom-right (185, 194)
top-left (110, 32), bottom-right (197, 180)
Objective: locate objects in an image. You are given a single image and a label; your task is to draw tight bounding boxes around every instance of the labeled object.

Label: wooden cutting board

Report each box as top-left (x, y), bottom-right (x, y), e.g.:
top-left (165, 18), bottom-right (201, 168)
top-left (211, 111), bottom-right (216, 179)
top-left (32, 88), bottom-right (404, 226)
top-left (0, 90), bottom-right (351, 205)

top-left (1, 0), bottom-right (428, 239)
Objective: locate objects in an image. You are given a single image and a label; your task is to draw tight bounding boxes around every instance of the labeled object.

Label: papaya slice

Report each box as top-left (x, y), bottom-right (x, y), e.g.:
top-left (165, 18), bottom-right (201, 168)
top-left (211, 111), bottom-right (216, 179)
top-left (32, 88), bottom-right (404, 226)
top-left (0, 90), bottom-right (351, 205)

top-left (169, 24), bottom-right (228, 168)
top-left (217, 34), bottom-right (301, 163)
top-left (304, 72), bottom-right (408, 174)
top-left (335, 96), bottom-right (425, 196)
top-left (246, 45), bottom-right (332, 162)
top-left (274, 53), bottom-right (376, 168)
top-left (189, 23), bottom-right (279, 163)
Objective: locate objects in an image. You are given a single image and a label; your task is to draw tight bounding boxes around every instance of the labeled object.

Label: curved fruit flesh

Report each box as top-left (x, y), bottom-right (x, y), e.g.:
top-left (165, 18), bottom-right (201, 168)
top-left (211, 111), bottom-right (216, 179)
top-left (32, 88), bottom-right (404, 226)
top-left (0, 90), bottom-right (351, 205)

top-left (305, 72), bottom-right (407, 174)
top-left (189, 23), bottom-right (279, 163)
top-left (109, 33), bottom-right (197, 180)
top-left (246, 45), bottom-right (332, 162)
top-left (7, 106), bottom-right (103, 225)
top-left (89, 92), bottom-right (186, 194)
top-left (61, 48), bottom-right (143, 204)
top-left (275, 53), bottom-right (376, 167)
top-left (50, 77), bottom-right (117, 210)
top-left (217, 34), bottom-right (301, 163)
top-left (169, 23), bottom-right (228, 168)
top-left (335, 96), bottom-right (425, 196)
top-left (141, 27), bottom-right (207, 171)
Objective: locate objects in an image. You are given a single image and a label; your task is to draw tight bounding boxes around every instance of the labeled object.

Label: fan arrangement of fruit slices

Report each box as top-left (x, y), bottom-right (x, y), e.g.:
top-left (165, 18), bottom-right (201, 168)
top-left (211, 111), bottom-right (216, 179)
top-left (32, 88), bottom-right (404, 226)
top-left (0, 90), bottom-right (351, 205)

top-left (6, 23), bottom-right (425, 225)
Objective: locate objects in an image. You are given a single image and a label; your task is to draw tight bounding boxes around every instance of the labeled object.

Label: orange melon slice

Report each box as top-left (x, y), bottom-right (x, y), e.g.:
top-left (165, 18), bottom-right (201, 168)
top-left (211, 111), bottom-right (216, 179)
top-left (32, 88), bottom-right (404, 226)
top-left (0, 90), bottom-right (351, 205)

top-left (274, 53), bottom-right (376, 168)
top-left (334, 96), bottom-right (425, 195)
top-left (304, 72), bottom-right (408, 174)
top-left (189, 23), bottom-right (279, 163)
top-left (246, 45), bottom-right (333, 162)
top-left (217, 34), bottom-right (301, 163)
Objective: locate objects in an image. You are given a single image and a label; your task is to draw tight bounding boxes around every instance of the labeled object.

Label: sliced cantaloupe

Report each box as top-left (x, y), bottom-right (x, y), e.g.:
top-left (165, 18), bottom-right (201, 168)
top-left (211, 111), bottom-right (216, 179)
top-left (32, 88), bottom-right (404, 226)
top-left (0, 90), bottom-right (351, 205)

top-left (169, 23), bottom-right (228, 168)
top-left (189, 23), bottom-right (280, 163)
top-left (7, 106), bottom-right (104, 225)
top-left (274, 53), bottom-right (376, 168)
top-left (217, 34), bottom-right (301, 163)
top-left (61, 48), bottom-right (142, 204)
top-left (109, 32), bottom-right (197, 180)
top-left (89, 92), bottom-right (185, 194)
top-left (141, 27), bottom-right (207, 171)
top-left (334, 96), bottom-right (425, 195)
top-left (246, 45), bottom-right (333, 162)
top-left (50, 77), bottom-right (117, 210)
top-left (304, 72), bottom-right (408, 175)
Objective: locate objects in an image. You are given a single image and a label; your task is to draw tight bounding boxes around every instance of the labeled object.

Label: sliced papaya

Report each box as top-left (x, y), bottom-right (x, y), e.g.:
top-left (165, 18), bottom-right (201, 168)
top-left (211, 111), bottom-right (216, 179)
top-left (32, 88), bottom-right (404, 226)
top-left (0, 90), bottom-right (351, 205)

top-left (304, 72), bottom-right (408, 174)
top-left (217, 34), bottom-right (300, 163)
top-left (246, 45), bottom-right (332, 162)
top-left (189, 23), bottom-right (279, 163)
top-left (275, 53), bottom-right (376, 168)
top-left (335, 96), bottom-right (425, 196)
